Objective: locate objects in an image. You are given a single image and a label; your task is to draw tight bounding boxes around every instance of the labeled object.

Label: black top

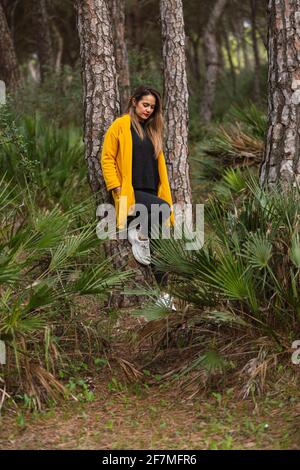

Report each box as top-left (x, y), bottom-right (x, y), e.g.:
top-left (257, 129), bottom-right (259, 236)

top-left (131, 121), bottom-right (159, 193)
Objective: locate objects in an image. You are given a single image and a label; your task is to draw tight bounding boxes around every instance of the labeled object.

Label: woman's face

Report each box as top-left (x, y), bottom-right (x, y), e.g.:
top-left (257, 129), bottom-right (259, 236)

top-left (133, 94), bottom-right (156, 121)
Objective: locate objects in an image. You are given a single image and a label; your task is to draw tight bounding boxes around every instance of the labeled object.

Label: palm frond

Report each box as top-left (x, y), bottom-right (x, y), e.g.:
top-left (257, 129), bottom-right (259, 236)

top-left (243, 231), bottom-right (272, 269)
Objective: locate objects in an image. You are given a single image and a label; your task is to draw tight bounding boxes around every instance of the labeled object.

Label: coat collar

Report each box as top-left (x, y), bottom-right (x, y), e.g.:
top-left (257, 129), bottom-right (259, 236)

top-left (118, 113), bottom-right (131, 130)
top-left (118, 113), bottom-right (147, 130)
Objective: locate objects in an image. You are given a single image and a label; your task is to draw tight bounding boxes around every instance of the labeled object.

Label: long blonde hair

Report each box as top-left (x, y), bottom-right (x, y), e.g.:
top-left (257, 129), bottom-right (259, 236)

top-left (123, 85), bottom-right (164, 160)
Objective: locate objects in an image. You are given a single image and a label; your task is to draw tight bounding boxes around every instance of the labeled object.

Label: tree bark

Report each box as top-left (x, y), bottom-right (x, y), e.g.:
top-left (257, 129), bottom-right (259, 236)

top-left (250, 0), bottom-right (261, 101)
top-left (260, 0), bottom-right (300, 187)
top-left (0, 0), bottom-right (20, 92)
top-left (76, 0), bottom-right (154, 308)
top-left (109, 0), bottom-right (131, 113)
top-left (160, 0), bottom-right (192, 221)
top-left (200, 0), bottom-right (228, 123)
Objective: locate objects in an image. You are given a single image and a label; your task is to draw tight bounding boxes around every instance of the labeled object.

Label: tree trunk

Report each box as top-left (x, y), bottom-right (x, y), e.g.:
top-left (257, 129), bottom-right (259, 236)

top-left (76, 0), bottom-right (154, 308)
top-left (185, 35), bottom-right (201, 96)
top-left (32, 0), bottom-right (54, 80)
top-left (129, 3), bottom-right (144, 74)
top-left (2, 0), bottom-right (19, 40)
top-left (0, 1), bottom-right (20, 92)
top-left (259, 0), bottom-right (300, 187)
top-left (234, 20), bottom-right (242, 71)
top-left (160, 0), bottom-right (192, 221)
top-left (109, 0), bottom-right (131, 113)
top-left (217, 29), bottom-right (225, 71)
top-left (250, 0), bottom-right (261, 101)
top-left (190, 36), bottom-right (201, 84)
top-left (240, 21), bottom-right (250, 70)
top-left (52, 22), bottom-right (64, 74)
top-left (200, 0), bottom-right (228, 123)
top-left (192, 37), bottom-right (201, 84)
top-left (222, 25), bottom-right (236, 93)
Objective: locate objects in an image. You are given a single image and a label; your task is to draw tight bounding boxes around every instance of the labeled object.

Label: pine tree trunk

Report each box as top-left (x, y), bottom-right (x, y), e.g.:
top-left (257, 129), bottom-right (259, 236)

top-left (129, 4), bottom-right (144, 74)
top-left (217, 30), bottom-right (224, 71)
top-left (234, 20), bottom-right (242, 71)
top-left (223, 26), bottom-right (236, 93)
top-left (250, 0), bottom-right (261, 101)
top-left (241, 22), bottom-right (250, 70)
top-left (200, 0), bottom-right (228, 123)
top-left (0, 1), bottom-right (20, 92)
top-left (109, 0), bottom-right (131, 113)
top-left (186, 36), bottom-right (201, 87)
top-left (260, 0), bottom-right (300, 187)
top-left (185, 36), bottom-right (201, 96)
top-left (76, 0), bottom-right (154, 309)
top-left (193, 38), bottom-right (201, 84)
top-left (32, 0), bottom-right (54, 80)
top-left (160, 0), bottom-right (192, 218)
top-left (52, 22), bottom-right (64, 74)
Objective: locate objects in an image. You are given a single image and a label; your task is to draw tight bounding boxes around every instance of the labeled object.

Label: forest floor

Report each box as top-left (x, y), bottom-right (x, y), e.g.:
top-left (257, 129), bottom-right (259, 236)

top-left (1, 307), bottom-right (300, 450)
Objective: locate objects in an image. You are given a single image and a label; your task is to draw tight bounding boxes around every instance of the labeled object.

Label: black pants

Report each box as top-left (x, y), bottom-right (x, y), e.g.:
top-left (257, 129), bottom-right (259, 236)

top-left (127, 188), bottom-right (171, 287)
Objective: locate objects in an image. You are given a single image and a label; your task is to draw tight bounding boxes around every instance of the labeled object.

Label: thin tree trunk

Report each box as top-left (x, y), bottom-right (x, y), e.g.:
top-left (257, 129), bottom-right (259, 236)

top-left (129, 3), bottom-right (143, 74)
top-left (32, 0), bottom-right (54, 80)
top-left (0, 1), bottom-right (20, 92)
top-left (4, 0), bottom-right (19, 40)
top-left (237, 16), bottom-right (250, 70)
top-left (222, 25), bottom-right (236, 93)
top-left (160, 0), bottom-right (192, 222)
top-left (200, 0), bottom-right (228, 123)
top-left (52, 22), bottom-right (64, 74)
top-left (240, 21), bottom-right (250, 70)
top-left (109, 0), bottom-right (131, 113)
top-left (259, 0), bottom-right (300, 187)
top-left (191, 36), bottom-right (201, 84)
top-left (257, 25), bottom-right (268, 51)
top-left (185, 36), bottom-right (200, 95)
top-left (250, 0), bottom-right (261, 101)
top-left (216, 29), bottom-right (225, 72)
top-left (234, 20), bottom-right (242, 71)
top-left (76, 0), bottom-right (154, 308)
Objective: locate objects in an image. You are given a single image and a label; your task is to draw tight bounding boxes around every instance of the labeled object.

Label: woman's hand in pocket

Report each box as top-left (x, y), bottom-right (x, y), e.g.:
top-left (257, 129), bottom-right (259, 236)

top-left (112, 186), bottom-right (121, 196)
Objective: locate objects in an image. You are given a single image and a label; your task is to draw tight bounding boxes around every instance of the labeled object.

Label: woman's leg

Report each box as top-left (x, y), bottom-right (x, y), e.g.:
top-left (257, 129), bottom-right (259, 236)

top-left (131, 190), bottom-right (171, 287)
top-left (133, 190), bottom-right (171, 238)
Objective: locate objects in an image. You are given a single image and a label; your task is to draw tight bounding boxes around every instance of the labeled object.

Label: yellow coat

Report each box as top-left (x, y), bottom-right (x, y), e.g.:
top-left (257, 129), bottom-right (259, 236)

top-left (100, 113), bottom-right (175, 229)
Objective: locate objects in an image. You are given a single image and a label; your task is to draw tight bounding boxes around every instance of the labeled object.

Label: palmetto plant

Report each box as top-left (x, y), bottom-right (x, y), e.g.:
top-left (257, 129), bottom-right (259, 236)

top-left (135, 169), bottom-right (300, 341)
top-left (0, 108), bottom-right (86, 209)
top-left (227, 102), bottom-right (267, 140)
top-left (190, 103), bottom-right (266, 187)
top-left (127, 170), bottom-right (300, 396)
top-left (0, 177), bottom-right (133, 410)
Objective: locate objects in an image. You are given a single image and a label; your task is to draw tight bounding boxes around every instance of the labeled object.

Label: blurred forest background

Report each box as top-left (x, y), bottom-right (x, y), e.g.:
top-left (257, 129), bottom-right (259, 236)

top-left (1, 0), bottom-right (300, 451)
top-left (0, 0), bottom-right (269, 215)
top-left (1, 0), bottom-right (267, 117)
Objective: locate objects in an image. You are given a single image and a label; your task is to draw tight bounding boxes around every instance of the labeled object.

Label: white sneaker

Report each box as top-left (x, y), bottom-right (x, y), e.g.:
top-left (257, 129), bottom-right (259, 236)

top-left (128, 226), bottom-right (151, 265)
top-left (155, 292), bottom-right (176, 310)
top-left (127, 225), bottom-right (139, 245)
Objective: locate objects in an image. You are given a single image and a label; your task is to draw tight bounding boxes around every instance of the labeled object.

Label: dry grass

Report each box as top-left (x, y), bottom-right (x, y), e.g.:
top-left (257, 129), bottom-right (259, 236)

top-left (1, 306), bottom-right (300, 450)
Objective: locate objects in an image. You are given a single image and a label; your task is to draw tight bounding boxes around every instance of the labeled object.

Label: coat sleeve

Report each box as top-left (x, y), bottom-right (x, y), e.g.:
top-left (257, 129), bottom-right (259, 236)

top-left (159, 151), bottom-right (175, 227)
top-left (160, 151), bottom-right (173, 204)
top-left (100, 122), bottom-right (121, 191)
